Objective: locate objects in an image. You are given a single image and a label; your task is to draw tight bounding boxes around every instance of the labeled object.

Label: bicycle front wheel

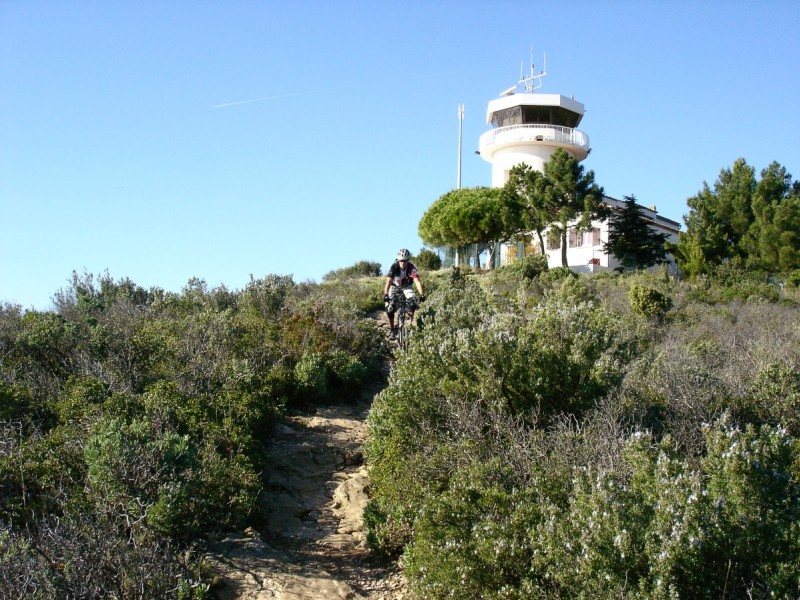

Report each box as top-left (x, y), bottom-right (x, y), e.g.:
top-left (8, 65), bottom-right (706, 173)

top-left (397, 319), bottom-right (409, 352)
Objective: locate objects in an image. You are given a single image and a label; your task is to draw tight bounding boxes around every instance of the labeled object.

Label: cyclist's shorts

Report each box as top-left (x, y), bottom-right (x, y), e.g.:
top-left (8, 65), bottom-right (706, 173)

top-left (389, 285), bottom-right (415, 301)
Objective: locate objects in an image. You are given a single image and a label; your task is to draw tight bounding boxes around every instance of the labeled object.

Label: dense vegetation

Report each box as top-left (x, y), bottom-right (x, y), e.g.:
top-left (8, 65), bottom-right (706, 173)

top-left (365, 266), bottom-right (800, 599)
top-left (677, 159), bottom-right (800, 277)
top-left (0, 272), bottom-right (386, 598)
top-left (3, 156), bottom-right (798, 598)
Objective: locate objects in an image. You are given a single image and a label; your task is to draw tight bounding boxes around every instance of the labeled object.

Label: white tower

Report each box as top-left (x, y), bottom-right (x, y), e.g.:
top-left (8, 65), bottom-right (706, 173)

top-left (478, 56), bottom-right (590, 186)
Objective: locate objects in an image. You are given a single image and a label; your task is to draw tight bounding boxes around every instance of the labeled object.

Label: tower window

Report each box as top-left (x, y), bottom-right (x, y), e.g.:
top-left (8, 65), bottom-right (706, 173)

top-left (491, 106), bottom-right (522, 127)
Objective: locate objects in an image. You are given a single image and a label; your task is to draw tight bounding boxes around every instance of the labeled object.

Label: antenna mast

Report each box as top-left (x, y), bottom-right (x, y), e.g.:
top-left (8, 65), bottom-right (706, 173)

top-left (457, 104), bottom-right (464, 189)
top-left (522, 47), bottom-right (547, 93)
top-left (499, 48), bottom-right (547, 96)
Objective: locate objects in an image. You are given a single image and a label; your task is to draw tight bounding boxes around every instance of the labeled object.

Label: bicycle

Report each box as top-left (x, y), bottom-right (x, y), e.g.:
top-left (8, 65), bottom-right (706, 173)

top-left (393, 294), bottom-right (413, 352)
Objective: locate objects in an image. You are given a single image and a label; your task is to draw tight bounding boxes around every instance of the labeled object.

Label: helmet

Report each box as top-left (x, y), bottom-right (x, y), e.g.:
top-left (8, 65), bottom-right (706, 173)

top-left (396, 248), bottom-right (411, 261)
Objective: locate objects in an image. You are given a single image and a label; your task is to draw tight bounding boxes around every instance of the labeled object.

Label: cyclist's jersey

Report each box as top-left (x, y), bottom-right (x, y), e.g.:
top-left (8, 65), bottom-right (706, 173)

top-left (387, 260), bottom-right (419, 288)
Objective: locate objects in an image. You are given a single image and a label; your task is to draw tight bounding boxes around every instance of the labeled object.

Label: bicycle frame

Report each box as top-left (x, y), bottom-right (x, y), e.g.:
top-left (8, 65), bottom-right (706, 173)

top-left (394, 294), bottom-right (412, 352)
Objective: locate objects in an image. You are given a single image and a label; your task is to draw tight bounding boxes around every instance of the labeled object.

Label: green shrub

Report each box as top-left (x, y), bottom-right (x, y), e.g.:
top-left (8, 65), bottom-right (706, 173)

top-left (293, 351), bottom-right (329, 401)
top-left (405, 459), bottom-right (543, 600)
top-left (240, 274), bottom-right (295, 316)
top-left (0, 380), bottom-right (28, 421)
top-left (787, 269), bottom-right (800, 288)
top-left (365, 277), bottom-right (642, 556)
top-left (719, 281), bottom-right (781, 303)
top-left (629, 283), bottom-right (672, 319)
top-left (0, 269), bottom-right (387, 593)
top-left (324, 350), bottom-right (368, 392)
top-left (85, 416), bottom-right (199, 537)
top-left (316, 278), bottom-right (385, 314)
top-left (746, 364), bottom-right (800, 435)
top-left (414, 248), bottom-right (442, 271)
top-left (322, 260), bottom-right (382, 281)
top-left (52, 376), bottom-right (108, 423)
top-left (0, 422), bottom-right (87, 527)
top-left (398, 418), bottom-right (800, 599)
top-left (539, 265), bottom-right (576, 284)
top-left (556, 274), bottom-right (597, 304)
top-left (496, 254), bottom-right (548, 280)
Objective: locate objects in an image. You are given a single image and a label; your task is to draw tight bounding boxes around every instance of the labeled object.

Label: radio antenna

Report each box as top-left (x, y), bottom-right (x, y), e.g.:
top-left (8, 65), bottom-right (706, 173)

top-left (522, 47), bottom-right (546, 93)
top-left (499, 47), bottom-right (547, 96)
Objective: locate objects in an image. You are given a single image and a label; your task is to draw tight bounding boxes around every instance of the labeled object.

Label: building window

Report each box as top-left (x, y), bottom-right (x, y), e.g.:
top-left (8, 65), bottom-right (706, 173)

top-left (591, 228), bottom-right (601, 246)
top-left (569, 229), bottom-right (583, 248)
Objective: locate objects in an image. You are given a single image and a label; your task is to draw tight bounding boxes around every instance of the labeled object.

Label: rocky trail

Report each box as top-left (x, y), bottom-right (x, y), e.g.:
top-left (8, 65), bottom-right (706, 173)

top-left (205, 314), bottom-right (407, 599)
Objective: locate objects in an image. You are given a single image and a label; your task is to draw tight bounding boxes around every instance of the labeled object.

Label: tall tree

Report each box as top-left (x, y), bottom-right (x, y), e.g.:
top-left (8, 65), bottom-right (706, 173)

top-left (678, 158), bottom-right (757, 276)
top-left (743, 162), bottom-right (800, 272)
top-left (418, 187), bottom-right (522, 270)
top-left (678, 158), bottom-right (799, 277)
top-left (502, 164), bottom-right (551, 254)
top-left (603, 195), bottom-right (670, 271)
top-left (542, 149), bottom-right (607, 266)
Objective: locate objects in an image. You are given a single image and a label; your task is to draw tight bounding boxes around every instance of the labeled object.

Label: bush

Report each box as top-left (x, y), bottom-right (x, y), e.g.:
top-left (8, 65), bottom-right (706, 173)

top-left (787, 269), bottom-right (800, 288)
top-left (322, 260), bottom-right (382, 281)
top-left (414, 248), bottom-right (442, 271)
top-left (240, 274), bottom-right (295, 317)
top-left (399, 417), bottom-right (800, 599)
top-left (365, 275), bottom-right (643, 556)
top-left (629, 283), bottom-right (672, 319)
top-left (367, 270), bottom-right (800, 597)
top-left (293, 352), bottom-right (329, 402)
top-left (719, 281), bottom-right (781, 303)
top-left (405, 459), bottom-right (543, 600)
top-left (539, 265), bottom-right (577, 285)
top-left (0, 270), bottom-right (387, 593)
top-left (325, 350), bottom-right (368, 390)
top-left (496, 254), bottom-right (548, 280)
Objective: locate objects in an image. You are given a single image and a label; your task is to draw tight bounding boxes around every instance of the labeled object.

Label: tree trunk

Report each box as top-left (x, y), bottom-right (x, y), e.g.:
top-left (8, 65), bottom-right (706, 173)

top-left (561, 228), bottom-right (569, 266)
top-left (536, 231), bottom-right (545, 255)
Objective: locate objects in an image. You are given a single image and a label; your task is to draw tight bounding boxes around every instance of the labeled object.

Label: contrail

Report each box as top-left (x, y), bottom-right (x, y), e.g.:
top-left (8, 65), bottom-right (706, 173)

top-left (212, 69), bottom-right (466, 109)
top-left (212, 84), bottom-right (362, 108)
top-left (212, 91), bottom-right (312, 109)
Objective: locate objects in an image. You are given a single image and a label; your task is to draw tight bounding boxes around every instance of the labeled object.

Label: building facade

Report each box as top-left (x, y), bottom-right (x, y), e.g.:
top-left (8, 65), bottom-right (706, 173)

top-left (498, 196), bottom-right (681, 273)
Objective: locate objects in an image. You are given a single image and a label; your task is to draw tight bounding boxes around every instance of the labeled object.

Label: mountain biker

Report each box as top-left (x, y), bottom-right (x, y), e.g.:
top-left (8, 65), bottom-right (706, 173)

top-left (383, 248), bottom-right (425, 340)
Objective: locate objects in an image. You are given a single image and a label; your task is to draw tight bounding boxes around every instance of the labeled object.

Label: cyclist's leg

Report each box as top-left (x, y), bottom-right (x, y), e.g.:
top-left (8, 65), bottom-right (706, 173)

top-left (403, 285), bottom-right (418, 312)
top-left (386, 285), bottom-right (400, 334)
top-left (402, 286), bottom-right (417, 320)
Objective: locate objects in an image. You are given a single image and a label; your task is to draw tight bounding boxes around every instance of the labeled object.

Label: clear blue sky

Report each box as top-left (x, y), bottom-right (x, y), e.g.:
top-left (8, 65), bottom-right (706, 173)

top-left (2, 1), bottom-right (798, 310)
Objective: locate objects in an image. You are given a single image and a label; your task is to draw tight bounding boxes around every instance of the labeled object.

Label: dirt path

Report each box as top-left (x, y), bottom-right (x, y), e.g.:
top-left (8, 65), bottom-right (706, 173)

top-left (205, 314), bottom-right (407, 600)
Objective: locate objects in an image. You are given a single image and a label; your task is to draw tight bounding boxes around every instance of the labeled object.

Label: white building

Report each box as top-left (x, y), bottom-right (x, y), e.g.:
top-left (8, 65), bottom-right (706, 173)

top-left (474, 61), bottom-right (679, 272)
top-left (499, 196), bottom-right (681, 273)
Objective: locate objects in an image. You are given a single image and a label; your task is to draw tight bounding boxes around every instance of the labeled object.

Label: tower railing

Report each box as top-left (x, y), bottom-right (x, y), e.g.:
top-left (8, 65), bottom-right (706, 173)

top-left (479, 124), bottom-right (590, 152)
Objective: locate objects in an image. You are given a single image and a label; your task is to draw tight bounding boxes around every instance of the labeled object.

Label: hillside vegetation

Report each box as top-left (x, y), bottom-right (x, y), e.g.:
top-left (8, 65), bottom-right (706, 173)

top-left (366, 265), bottom-right (800, 599)
top-left (0, 272), bottom-right (386, 598)
top-left (3, 262), bottom-right (800, 599)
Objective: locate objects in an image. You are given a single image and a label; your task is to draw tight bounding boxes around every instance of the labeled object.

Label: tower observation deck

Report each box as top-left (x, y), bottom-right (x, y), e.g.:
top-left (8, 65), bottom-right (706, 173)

top-left (479, 58), bottom-right (590, 187)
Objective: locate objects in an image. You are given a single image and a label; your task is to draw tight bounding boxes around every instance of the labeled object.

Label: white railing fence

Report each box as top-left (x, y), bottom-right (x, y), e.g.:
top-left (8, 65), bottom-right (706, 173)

top-left (479, 124), bottom-right (590, 152)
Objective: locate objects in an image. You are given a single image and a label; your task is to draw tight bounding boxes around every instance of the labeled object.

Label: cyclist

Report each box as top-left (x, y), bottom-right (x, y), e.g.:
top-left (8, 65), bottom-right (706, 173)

top-left (383, 248), bottom-right (425, 339)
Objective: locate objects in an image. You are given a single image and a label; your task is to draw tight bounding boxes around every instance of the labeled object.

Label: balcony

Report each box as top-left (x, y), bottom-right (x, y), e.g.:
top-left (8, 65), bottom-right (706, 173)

top-left (479, 124), bottom-right (590, 159)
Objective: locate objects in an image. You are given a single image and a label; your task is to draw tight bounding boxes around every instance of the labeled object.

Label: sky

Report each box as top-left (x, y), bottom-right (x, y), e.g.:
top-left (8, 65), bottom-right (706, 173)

top-left (2, 0), bottom-right (798, 310)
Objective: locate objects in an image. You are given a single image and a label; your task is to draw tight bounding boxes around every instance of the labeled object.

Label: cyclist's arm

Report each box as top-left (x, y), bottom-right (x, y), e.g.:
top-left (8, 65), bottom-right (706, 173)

top-left (383, 276), bottom-right (393, 296)
top-left (414, 277), bottom-right (424, 297)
